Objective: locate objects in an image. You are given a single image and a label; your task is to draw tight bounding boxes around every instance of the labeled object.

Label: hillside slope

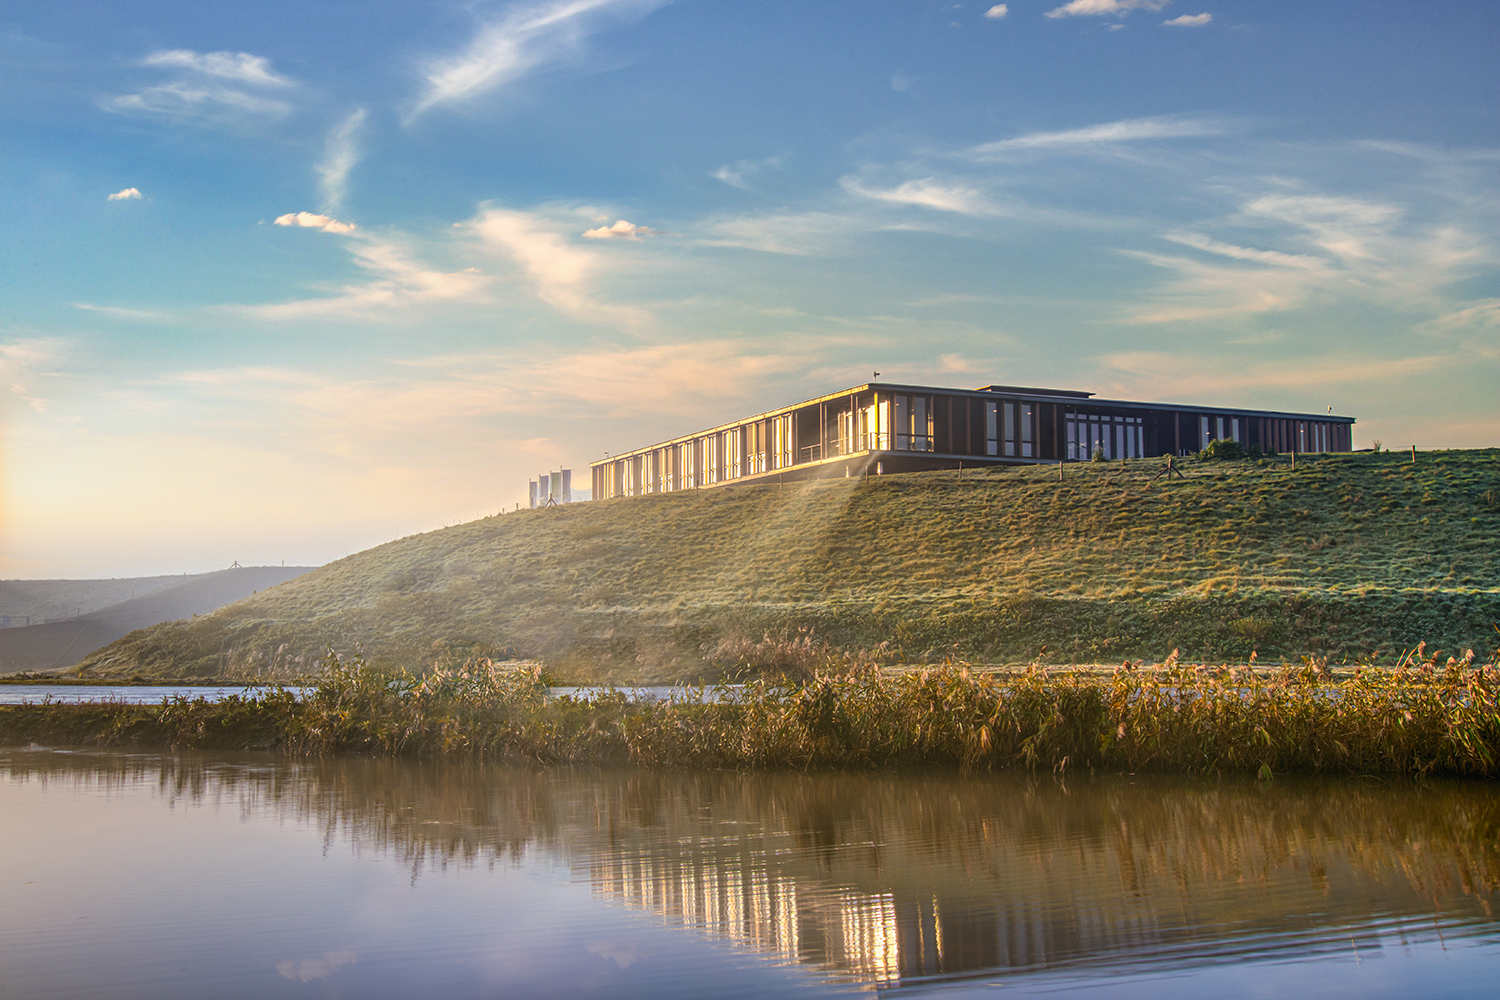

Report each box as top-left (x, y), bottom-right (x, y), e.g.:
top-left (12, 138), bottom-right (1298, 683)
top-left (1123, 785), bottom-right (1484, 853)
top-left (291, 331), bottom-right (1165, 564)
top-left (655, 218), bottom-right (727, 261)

top-left (0, 566), bottom-right (316, 674)
top-left (0, 574), bottom-right (198, 623)
top-left (77, 451), bottom-right (1500, 681)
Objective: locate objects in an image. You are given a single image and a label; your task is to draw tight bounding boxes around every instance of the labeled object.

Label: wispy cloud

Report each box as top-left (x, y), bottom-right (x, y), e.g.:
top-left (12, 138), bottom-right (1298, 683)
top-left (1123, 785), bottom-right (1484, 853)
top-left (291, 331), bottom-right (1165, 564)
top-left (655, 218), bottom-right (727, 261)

top-left (275, 212), bottom-right (357, 235)
top-left (107, 187), bottom-right (142, 201)
top-left (1162, 13), bottom-right (1212, 27)
top-left (710, 156), bottom-right (781, 192)
top-left (1124, 187), bottom-right (1496, 324)
top-left (251, 230), bottom-right (489, 320)
top-left (969, 115), bottom-right (1228, 156)
top-left (0, 338), bottom-right (65, 415)
top-left (140, 50), bottom-right (293, 87)
top-left (409, 0), bottom-right (670, 120)
top-left (316, 109), bottom-right (367, 212)
top-left (1045, 0), bottom-right (1169, 18)
top-left (470, 206), bottom-right (649, 325)
top-left (1163, 231), bottom-right (1325, 269)
top-left (107, 83), bottom-right (291, 121)
top-left (107, 49), bottom-right (295, 124)
top-left (699, 211), bottom-right (862, 256)
top-left (74, 303), bottom-right (171, 321)
top-left (985, 5), bottom-right (1010, 18)
top-left (841, 177), bottom-right (1002, 216)
top-left (1100, 349), bottom-right (1449, 396)
top-left (582, 219), bottom-right (660, 239)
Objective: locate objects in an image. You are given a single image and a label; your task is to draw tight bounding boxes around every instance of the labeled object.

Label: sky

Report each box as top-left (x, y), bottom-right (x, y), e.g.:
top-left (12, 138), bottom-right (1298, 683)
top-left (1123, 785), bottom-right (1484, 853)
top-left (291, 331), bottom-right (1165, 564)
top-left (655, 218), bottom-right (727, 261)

top-left (2, 0), bottom-right (1498, 578)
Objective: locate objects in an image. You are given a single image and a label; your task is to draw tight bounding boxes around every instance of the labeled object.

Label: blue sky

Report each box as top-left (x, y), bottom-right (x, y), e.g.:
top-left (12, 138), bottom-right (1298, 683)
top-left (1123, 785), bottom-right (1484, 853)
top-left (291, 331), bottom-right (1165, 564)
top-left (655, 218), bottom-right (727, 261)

top-left (3, 0), bottom-right (1498, 577)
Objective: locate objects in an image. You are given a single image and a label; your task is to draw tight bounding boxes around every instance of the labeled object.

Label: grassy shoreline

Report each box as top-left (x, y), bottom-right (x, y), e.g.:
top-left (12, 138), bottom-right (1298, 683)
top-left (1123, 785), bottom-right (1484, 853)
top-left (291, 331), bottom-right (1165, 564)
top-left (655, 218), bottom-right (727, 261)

top-left (5, 652), bottom-right (1498, 778)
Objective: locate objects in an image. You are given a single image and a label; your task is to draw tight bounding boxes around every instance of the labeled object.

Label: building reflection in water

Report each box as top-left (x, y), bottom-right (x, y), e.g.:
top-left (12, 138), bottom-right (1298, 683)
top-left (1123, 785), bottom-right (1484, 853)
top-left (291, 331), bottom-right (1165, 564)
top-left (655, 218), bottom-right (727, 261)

top-left (594, 848), bottom-right (901, 985)
top-left (6, 752), bottom-right (1498, 993)
top-left (583, 771), bottom-right (1500, 991)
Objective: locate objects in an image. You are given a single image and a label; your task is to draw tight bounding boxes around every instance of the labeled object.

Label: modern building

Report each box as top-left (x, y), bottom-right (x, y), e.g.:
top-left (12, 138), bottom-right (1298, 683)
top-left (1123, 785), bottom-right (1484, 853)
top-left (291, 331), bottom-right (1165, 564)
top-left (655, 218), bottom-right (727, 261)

top-left (590, 382), bottom-right (1355, 500)
top-left (529, 469), bottom-right (574, 508)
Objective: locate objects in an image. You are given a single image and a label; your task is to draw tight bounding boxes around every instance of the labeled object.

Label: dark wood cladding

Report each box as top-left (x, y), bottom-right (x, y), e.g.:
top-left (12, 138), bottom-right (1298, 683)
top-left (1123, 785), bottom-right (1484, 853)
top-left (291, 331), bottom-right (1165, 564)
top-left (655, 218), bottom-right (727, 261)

top-left (589, 382), bottom-right (1357, 499)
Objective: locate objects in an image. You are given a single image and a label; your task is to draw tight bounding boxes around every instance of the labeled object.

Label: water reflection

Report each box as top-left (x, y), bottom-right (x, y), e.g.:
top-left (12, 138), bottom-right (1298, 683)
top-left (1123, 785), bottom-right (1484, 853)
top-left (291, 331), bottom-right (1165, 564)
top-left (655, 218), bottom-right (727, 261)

top-left (3, 749), bottom-right (1498, 995)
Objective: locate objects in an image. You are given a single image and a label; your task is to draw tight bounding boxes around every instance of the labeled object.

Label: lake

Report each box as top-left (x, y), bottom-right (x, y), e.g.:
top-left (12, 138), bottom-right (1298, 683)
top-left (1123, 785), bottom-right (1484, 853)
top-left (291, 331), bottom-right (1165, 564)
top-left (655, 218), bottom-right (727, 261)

top-left (0, 685), bottom-right (699, 705)
top-left (1, 748), bottom-right (1496, 999)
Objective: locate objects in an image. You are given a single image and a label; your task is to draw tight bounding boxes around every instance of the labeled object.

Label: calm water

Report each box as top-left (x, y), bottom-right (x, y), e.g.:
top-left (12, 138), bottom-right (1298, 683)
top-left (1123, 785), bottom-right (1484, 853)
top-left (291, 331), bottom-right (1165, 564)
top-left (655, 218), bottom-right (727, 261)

top-left (0, 684), bottom-right (701, 705)
top-left (0, 685), bottom-right (291, 705)
top-left (1, 750), bottom-right (1497, 999)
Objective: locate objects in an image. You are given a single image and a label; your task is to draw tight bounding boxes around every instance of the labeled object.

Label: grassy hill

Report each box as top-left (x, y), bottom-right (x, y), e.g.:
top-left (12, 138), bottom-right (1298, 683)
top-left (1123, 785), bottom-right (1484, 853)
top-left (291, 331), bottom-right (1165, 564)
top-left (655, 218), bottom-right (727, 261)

top-left (75, 449), bottom-right (1500, 681)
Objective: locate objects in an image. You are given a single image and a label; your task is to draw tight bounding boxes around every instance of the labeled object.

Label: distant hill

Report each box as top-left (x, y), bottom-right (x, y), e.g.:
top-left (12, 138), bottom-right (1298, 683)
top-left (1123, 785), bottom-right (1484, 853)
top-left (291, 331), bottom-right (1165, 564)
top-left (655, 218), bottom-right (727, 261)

top-left (0, 566), bottom-right (316, 674)
top-left (0, 575), bottom-right (198, 624)
top-left (74, 451), bottom-right (1500, 682)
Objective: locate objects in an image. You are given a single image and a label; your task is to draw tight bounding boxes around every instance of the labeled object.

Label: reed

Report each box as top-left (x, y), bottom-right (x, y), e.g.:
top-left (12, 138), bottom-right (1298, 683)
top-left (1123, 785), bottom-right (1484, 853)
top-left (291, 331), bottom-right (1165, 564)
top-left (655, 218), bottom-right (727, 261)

top-left (8, 645), bottom-right (1497, 778)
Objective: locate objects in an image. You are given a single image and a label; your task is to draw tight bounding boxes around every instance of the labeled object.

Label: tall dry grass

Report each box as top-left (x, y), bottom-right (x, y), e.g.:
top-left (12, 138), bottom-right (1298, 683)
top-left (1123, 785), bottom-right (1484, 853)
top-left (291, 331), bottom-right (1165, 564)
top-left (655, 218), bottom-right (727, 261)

top-left (9, 644), bottom-right (1497, 777)
top-left (263, 645), bottom-right (1500, 777)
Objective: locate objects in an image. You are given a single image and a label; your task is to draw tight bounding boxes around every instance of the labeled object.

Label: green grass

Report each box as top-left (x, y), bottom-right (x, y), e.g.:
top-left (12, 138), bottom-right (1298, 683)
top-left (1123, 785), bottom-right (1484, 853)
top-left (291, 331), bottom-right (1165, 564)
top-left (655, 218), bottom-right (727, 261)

top-left (8, 649), bottom-right (1500, 778)
top-left (74, 448), bottom-right (1500, 681)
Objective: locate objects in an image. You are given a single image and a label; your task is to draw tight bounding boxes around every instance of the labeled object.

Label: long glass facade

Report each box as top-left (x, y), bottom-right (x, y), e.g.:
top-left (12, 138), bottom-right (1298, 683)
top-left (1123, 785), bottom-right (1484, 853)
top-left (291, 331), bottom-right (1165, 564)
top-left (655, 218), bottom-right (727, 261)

top-left (591, 383), bottom-right (1354, 499)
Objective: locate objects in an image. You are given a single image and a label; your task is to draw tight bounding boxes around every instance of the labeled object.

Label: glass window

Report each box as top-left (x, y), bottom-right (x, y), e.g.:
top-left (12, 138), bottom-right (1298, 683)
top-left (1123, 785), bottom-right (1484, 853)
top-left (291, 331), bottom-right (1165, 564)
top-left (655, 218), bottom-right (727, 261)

top-left (913, 395), bottom-right (930, 451)
top-left (895, 395), bottom-right (910, 451)
top-left (1066, 416), bottom-right (1077, 460)
top-left (1004, 403), bottom-right (1016, 457)
top-left (986, 401), bottom-right (999, 456)
top-left (1021, 403), bottom-right (1033, 458)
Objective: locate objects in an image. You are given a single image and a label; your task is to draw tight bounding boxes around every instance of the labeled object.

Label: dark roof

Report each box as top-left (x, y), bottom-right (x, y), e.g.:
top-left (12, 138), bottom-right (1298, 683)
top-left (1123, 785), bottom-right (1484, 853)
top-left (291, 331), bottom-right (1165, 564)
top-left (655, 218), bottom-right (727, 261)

top-left (975, 384), bottom-right (1094, 398)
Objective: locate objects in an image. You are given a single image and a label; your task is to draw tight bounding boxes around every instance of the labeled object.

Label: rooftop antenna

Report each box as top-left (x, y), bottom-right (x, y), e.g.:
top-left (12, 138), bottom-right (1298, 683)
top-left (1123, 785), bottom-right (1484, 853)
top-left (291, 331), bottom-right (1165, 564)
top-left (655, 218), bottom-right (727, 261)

top-left (873, 371), bottom-right (880, 378)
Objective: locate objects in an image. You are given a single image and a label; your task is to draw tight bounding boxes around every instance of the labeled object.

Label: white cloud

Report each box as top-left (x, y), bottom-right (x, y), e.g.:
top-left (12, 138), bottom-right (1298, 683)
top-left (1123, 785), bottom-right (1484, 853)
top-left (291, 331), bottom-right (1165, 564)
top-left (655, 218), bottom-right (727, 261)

top-left (108, 49), bottom-right (295, 125)
top-left (277, 952), bottom-right (356, 984)
top-left (1238, 193), bottom-right (1401, 262)
top-left (890, 70), bottom-right (913, 92)
top-left (1162, 13), bottom-right (1212, 26)
top-left (274, 212), bottom-right (357, 235)
top-left (470, 206), bottom-right (649, 326)
top-left (251, 228), bottom-right (489, 320)
top-left (141, 50), bottom-right (293, 87)
top-left (107, 187), bottom-right (142, 201)
top-left (1163, 231), bottom-right (1325, 269)
top-left (1418, 299), bottom-right (1500, 336)
top-left (1123, 187), bottom-right (1497, 324)
top-left (74, 303), bottom-right (171, 321)
top-left (582, 219), bottom-right (660, 239)
top-left (710, 156), bottom-right (781, 192)
top-left (985, 5), bottom-right (1009, 18)
top-left (1045, 0), bottom-right (1168, 18)
top-left (699, 211), bottom-right (860, 255)
top-left (253, 205), bottom-right (651, 324)
top-left (317, 109), bottom-right (367, 212)
top-left (969, 115), bottom-right (1227, 156)
top-left (711, 165), bottom-right (749, 189)
top-left (107, 83), bottom-right (291, 122)
top-left (409, 0), bottom-right (670, 120)
top-left (841, 177), bottom-right (1002, 216)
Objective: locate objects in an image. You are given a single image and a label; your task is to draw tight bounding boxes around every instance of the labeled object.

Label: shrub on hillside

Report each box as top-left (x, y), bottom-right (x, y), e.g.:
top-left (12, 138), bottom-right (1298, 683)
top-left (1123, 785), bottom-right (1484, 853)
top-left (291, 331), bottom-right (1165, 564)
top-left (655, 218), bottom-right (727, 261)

top-left (1198, 438), bottom-right (1246, 461)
